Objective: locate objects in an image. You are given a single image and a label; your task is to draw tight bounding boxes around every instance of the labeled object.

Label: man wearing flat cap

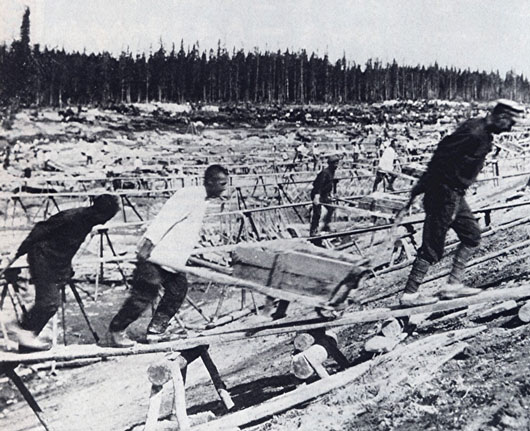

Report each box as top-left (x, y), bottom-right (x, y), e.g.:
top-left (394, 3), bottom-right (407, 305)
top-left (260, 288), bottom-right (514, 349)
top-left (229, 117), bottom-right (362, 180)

top-left (397, 99), bottom-right (525, 306)
top-left (309, 153), bottom-right (340, 243)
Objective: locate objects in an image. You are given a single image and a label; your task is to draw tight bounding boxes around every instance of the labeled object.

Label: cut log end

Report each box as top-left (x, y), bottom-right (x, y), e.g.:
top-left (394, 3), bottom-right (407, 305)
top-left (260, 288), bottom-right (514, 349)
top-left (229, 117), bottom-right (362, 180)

top-left (293, 332), bottom-right (316, 352)
top-left (291, 344), bottom-right (328, 379)
top-left (147, 362), bottom-right (173, 386)
top-left (518, 301), bottom-right (530, 323)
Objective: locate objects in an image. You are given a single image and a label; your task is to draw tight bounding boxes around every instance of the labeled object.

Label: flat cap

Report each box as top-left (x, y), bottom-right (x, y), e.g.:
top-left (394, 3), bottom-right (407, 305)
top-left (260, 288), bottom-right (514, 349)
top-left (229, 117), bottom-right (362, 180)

top-left (327, 153), bottom-right (341, 163)
top-left (492, 99), bottom-right (525, 117)
top-left (93, 194), bottom-right (120, 216)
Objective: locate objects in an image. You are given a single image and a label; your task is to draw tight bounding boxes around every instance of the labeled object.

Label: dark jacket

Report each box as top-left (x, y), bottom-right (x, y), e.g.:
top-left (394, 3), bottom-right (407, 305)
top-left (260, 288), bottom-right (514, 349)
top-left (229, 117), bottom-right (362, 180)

top-left (17, 207), bottom-right (100, 281)
top-left (310, 167), bottom-right (336, 202)
top-left (416, 118), bottom-right (493, 194)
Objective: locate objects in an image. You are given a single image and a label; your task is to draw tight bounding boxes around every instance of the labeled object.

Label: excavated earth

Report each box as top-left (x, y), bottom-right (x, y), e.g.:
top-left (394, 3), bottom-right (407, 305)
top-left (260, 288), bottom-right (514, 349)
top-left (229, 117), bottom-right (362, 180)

top-left (0, 104), bottom-right (529, 431)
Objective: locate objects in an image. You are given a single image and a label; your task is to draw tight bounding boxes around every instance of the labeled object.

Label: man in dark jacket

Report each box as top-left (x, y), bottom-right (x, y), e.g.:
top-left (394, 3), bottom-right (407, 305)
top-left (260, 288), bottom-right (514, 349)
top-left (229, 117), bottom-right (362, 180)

top-left (398, 100), bottom-right (525, 306)
top-left (309, 154), bottom-right (340, 238)
top-left (9, 194), bottom-right (120, 351)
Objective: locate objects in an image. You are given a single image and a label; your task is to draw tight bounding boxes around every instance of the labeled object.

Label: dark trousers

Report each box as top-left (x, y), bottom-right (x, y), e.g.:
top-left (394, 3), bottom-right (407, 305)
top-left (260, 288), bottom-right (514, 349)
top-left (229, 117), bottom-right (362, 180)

top-left (372, 170), bottom-right (396, 192)
top-left (21, 251), bottom-right (70, 335)
top-left (109, 260), bottom-right (188, 332)
top-left (309, 202), bottom-right (334, 236)
top-left (21, 277), bottom-right (64, 335)
top-left (418, 185), bottom-right (481, 264)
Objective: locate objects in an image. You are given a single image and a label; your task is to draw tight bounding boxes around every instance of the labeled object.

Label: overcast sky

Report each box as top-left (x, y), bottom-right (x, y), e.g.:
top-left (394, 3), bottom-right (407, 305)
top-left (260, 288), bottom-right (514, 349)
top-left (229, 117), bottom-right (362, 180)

top-left (1, 0), bottom-right (529, 75)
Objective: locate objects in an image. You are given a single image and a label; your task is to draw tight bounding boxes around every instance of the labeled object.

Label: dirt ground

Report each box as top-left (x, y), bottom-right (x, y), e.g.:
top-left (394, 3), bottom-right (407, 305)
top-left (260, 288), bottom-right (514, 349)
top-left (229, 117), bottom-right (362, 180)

top-left (1, 104), bottom-right (530, 431)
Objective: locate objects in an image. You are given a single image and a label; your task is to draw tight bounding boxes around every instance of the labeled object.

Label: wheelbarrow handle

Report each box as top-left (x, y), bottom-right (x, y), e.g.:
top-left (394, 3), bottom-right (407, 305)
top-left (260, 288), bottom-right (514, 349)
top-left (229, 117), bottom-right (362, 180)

top-left (0, 256), bottom-right (18, 279)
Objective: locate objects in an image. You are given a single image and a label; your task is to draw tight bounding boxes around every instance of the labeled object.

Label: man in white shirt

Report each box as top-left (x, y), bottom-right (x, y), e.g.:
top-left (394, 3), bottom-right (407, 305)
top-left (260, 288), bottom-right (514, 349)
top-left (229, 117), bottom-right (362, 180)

top-left (372, 139), bottom-right (398, 192)
top-left (108, 165), bottom-right (229, 346)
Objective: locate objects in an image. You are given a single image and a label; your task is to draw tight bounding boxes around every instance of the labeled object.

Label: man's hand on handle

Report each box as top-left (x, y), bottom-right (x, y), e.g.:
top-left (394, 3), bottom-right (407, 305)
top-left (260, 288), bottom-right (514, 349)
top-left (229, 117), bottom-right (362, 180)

top-left (0, 255), bottom-right (19, 278)
top-left (137, 238), bottom-right (154, 261)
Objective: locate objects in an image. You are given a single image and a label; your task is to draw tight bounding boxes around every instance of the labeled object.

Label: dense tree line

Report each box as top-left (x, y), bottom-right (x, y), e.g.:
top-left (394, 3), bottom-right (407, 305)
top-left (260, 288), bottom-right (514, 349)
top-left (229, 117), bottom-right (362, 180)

top-left (2, 8), bottom-right (530, 107)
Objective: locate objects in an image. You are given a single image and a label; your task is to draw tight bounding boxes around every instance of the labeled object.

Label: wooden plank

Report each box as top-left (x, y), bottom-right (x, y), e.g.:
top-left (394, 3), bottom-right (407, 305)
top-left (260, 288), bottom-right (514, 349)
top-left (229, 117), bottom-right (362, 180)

top-left (271, 270), bottom-right (331, 299)
top-left (469, 300), bottom-right (518, 320)
top-left (231, 266), bottom-right (271, 287)
top-left (191, 327), bottom-right (484, 431)
top-left (234, 244), bottom-right (364, 295)
top-left (329, 203), bottom-right (395, 220)
top-left (148, 260), bottom-right (327, 308)
top-left (170, 362), bottom-right (191, 431)
top-left (231, 247), bottom-right (276, 268)
top-left (272, 251), bottom-right (354, 282)
top-left (5, 367), bottom-right (55, 431)
top-left (144, 385), bottom-right (164, 431)
top-left (233, 247), bottom-right (362, 300)
top-left (2, 286), bottom-right (528, 366)
top-left (199, 348), bottom-right (235, 411)
top-left (232, 247), bottom-right (276, 286)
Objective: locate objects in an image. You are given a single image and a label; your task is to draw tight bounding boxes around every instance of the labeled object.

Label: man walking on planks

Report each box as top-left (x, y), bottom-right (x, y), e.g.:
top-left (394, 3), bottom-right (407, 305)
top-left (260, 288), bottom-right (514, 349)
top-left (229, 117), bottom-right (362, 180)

top-left (398, 100), bottom-right (525, 307)
top-left (372, 139), bottom-right (399, 192)
top-left (108, 164), bottom-right (229, 347)
top-left (9, 194), bottom-right (120, 351)
top-left (309, 153), bottom-right (340, 242)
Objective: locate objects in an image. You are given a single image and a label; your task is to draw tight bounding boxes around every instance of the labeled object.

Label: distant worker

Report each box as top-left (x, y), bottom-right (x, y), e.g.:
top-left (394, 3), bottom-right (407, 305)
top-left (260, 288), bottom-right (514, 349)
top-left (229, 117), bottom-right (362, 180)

top-left (82, 147), bottom-right (94, 165)
top-left (9, 194), bottom-right (120, 351)
top-left (295, 142), bottom-right (310, 162)
top-left (133, 155), bottom-right (144, 171)
top-left (397, 99), bottom-right (525, 307)
top-left (351, 140), bottom-right (362, 164)
top-left (108, 164), bottom-right (229, 347)
top-left (372, 139), bottom-right (399, 192)
top-left (2, 141), bottom-right (12, 169)
top-left (311, 142), bottom-right (321, 169)
top-left (309, 154), bottom-right (340, 241)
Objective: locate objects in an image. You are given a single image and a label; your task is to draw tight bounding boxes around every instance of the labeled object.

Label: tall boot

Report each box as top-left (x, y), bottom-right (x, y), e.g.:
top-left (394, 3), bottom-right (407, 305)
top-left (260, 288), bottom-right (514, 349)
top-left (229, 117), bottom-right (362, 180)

top-left (439, 244), bottom-right (481, 299)
top-left (448, 243), bottom-right (474, 285)
top-left (401, 257), bottom-right (437, 307)
top-left (404, 257), bottom-right (430, 294)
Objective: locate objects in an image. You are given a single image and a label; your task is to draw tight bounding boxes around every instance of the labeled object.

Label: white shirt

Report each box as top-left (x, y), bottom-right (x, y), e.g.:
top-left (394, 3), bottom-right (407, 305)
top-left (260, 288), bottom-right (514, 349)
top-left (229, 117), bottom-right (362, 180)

top-left (133, 157), bottom-right (143, 169)
top-left (378, 146), bottom-right (396, 171)
top-left (144, 186), bottom-right (208, 270)
top-left (297, 144), bottom-right (309, 156)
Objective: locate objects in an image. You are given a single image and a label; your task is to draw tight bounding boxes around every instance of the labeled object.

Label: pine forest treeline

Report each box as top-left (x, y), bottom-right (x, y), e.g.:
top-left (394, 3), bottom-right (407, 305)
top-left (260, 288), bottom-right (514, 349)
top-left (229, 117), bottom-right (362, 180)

top-left (2, 8), bottom-right (530, 107)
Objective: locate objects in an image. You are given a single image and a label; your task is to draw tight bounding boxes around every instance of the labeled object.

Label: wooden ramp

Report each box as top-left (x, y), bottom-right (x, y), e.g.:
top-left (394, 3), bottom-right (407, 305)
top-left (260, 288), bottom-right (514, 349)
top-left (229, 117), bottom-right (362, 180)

top-left (2, 285), bottom-right (529, 365)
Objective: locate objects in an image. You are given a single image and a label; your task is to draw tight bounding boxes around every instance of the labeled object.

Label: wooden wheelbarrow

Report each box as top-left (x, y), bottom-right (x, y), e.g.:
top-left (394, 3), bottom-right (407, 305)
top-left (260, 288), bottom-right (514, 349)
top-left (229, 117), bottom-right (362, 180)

top-left (232, 240), bottom-right (370, 318)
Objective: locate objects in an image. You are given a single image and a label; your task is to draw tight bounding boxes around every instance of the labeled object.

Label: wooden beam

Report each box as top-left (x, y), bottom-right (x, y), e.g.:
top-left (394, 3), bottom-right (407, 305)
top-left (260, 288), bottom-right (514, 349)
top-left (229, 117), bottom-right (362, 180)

top-left (144, 385), bottom-right (164, 431)
top-left (518, 301), bottom-right (530, 323)
top-left (170, 360), bottom-right (191, 431)
top-left (147, 259), bottom-right (328, 308)
top-left (191, 327), bottom-right (484, 431)
top-left (468, 300), bottom-right (518, 320)
top-left (2, 286), bottom-right (527, 366)
top-left (291, 344), bottom-right (329, 379)
top-left (199, 347), bottom-right (235, 411)
top-left (4, 367), bottom-right (55, 431)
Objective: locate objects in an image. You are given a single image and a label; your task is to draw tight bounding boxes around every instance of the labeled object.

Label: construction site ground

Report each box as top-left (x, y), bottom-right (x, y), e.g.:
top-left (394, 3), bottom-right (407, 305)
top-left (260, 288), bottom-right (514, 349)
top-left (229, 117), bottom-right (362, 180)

top-left (1, 104), bottom-right (530, 431)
